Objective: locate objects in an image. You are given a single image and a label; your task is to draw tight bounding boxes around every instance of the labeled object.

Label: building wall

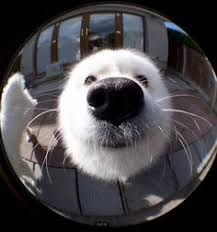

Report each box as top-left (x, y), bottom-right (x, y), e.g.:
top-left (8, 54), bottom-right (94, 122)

top-left (183, 46), bottom-right (217, 109)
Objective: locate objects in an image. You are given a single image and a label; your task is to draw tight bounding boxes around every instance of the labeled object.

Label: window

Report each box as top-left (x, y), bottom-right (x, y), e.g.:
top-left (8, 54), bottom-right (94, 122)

top-left (123, 14), bottom-right (144, 50)
top-left (36, 26), bottom-right (54, 74)
top-left (20, 37), bottom-right (35, 75)
top-left (88, 14), bottom-right (116, 53)
top-left (58, 17), bottom-right (82, 64)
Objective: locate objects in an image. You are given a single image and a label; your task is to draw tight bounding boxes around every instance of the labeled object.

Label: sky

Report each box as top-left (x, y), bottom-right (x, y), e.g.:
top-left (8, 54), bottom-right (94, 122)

top-left (164, 21), bottom-right (188, 35)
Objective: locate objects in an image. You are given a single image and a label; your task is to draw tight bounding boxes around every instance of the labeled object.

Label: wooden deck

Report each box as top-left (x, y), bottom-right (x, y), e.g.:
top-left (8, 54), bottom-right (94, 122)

top-left (19, 74), bottom-right (217, 226)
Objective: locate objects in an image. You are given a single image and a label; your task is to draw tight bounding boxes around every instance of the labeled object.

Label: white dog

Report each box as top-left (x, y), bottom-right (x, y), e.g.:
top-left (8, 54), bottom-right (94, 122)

top-left (0, 73), bottom-right (37, 190)
top-left (0, 49), bottom-right (171, 184)
top-left (59, 49), bottom-right (171, 182)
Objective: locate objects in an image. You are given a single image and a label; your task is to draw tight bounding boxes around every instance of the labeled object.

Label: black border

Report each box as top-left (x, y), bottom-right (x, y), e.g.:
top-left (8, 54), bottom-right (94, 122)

top-left (0, 0), bottom-right (216, 229)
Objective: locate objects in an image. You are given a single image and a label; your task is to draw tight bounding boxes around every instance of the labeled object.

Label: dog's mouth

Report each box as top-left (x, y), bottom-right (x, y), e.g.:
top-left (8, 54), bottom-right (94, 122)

top-left (94, 116), bottom-right (147, 149)
top-left (101, 140), bottom-right (133, 148)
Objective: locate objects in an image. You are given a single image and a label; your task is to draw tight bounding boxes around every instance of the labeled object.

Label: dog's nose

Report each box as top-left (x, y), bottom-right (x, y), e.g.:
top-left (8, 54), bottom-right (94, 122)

top-left (87, 77), bottom-right (144, 125)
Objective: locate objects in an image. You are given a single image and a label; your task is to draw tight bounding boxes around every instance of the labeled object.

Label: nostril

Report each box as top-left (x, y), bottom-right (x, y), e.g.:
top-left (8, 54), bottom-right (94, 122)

top-left (87, 77), bottom-right (145, 124)
top-left (87, 88), bottom-right (107, 108)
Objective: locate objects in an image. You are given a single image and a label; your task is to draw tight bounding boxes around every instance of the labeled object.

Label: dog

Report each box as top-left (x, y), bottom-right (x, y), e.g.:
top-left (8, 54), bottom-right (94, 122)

top-left (0, 49), bottom-right (171, 184)
top-left (58, 49), bottom-right (172, 182)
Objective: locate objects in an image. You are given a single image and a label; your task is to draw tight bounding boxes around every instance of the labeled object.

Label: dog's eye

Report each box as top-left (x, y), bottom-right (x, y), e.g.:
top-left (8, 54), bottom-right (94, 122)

top-left (84, 75), bottom-right (97, 85)
top-left (135, 75), bottom-right (148, 87)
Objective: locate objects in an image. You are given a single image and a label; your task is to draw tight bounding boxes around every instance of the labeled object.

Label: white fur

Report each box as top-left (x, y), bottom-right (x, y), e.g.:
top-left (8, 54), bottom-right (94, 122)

top-left (0, 73), bottom-right (37, 188)
top-left (58, 49), bottom-right (171, 182)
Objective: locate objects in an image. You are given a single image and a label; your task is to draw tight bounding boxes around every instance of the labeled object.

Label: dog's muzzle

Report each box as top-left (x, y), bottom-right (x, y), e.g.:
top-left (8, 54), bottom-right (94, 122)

top-left (87, 77), bottom-right (145, 125)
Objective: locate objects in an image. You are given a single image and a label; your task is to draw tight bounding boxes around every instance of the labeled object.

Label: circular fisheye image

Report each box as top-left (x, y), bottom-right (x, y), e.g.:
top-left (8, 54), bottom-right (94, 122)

top-left (0, 3), bottom-right (216, 227)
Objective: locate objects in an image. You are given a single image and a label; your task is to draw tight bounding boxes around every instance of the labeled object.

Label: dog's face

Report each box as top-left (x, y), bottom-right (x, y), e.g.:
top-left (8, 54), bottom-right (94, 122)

top-left (58, 49), bottom-right (171, 182)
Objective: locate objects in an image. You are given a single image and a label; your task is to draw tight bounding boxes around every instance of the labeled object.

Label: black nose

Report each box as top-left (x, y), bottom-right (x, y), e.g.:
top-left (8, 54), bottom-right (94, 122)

top-left (87, 77), bottom-right (144, 125)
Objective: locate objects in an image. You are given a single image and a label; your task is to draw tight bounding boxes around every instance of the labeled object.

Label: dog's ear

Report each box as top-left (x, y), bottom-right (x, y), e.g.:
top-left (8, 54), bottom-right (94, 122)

top-left (0, 72), bottom-right (39, 193)
top-left (1, 73), bottom-right (37, 116)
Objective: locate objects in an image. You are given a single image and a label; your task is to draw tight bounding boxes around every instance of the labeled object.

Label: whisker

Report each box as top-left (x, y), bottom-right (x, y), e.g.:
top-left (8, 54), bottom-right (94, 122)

top-left (28, 127), bottom-right (58, 152)
top-left (163, 108), bottom-right (213, 127)
top-left (156, 125), bottom-right (180, 189)
top-left (172, 119), bottom-right (201, 142)
top-left (191, 117), bottom-right (208, 156)
top-left (36, 92), bottom-right (60, 98)
top-left (11, 106), bottom-right (50, 114)
top-left (158, 126), bottom-right (167, 181)
top-left (157, 94), bottom-right (199, 103)
top-left (49, 131), bottom-right (62, 155)
top-left (172, 118), bottom-right (206, 158)
top-left (26, 109), bottom-right (58, 128)
top-left (36, 99), bottom-right (58, 105)
top-left (211, 73), bottom-right (217, 108)
top-left (174, 125), bottom-right (179, 143)
top-left (165, 133), bottom-right (179, 190)
top-left (175, 129), bottom-right (193, 175)
top-left (145, 123), bottom-right (151, 165)
top-left (24, 107), bottom-right (51, 115)
top-left (191, 117), bottom-right (202, 133)
top-left (23, 99), bottom-right (58, 115)
top-left (62, 154), bottom-right (69, 168)
top-left (41, 131), bottom-right (59, 184)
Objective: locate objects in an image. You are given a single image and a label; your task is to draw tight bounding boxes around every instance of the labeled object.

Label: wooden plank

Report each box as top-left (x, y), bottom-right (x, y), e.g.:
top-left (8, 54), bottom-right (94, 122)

top-left (167, 123), bottom-right (216, 188)
top-left (202, 124), bottom-right (217, 155)
top-left (190, 123), bottom-right (217, 163)
top-left (34, 164), bottom-right (81, 214)
top-left (121, 124), bottom-right (216, 212)
top-left (121, 155), bottom-right (178, 212)
top-left (77, 170), bottom-right (125, 216)
top-left (169, 144), bottom-right (201, 188)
